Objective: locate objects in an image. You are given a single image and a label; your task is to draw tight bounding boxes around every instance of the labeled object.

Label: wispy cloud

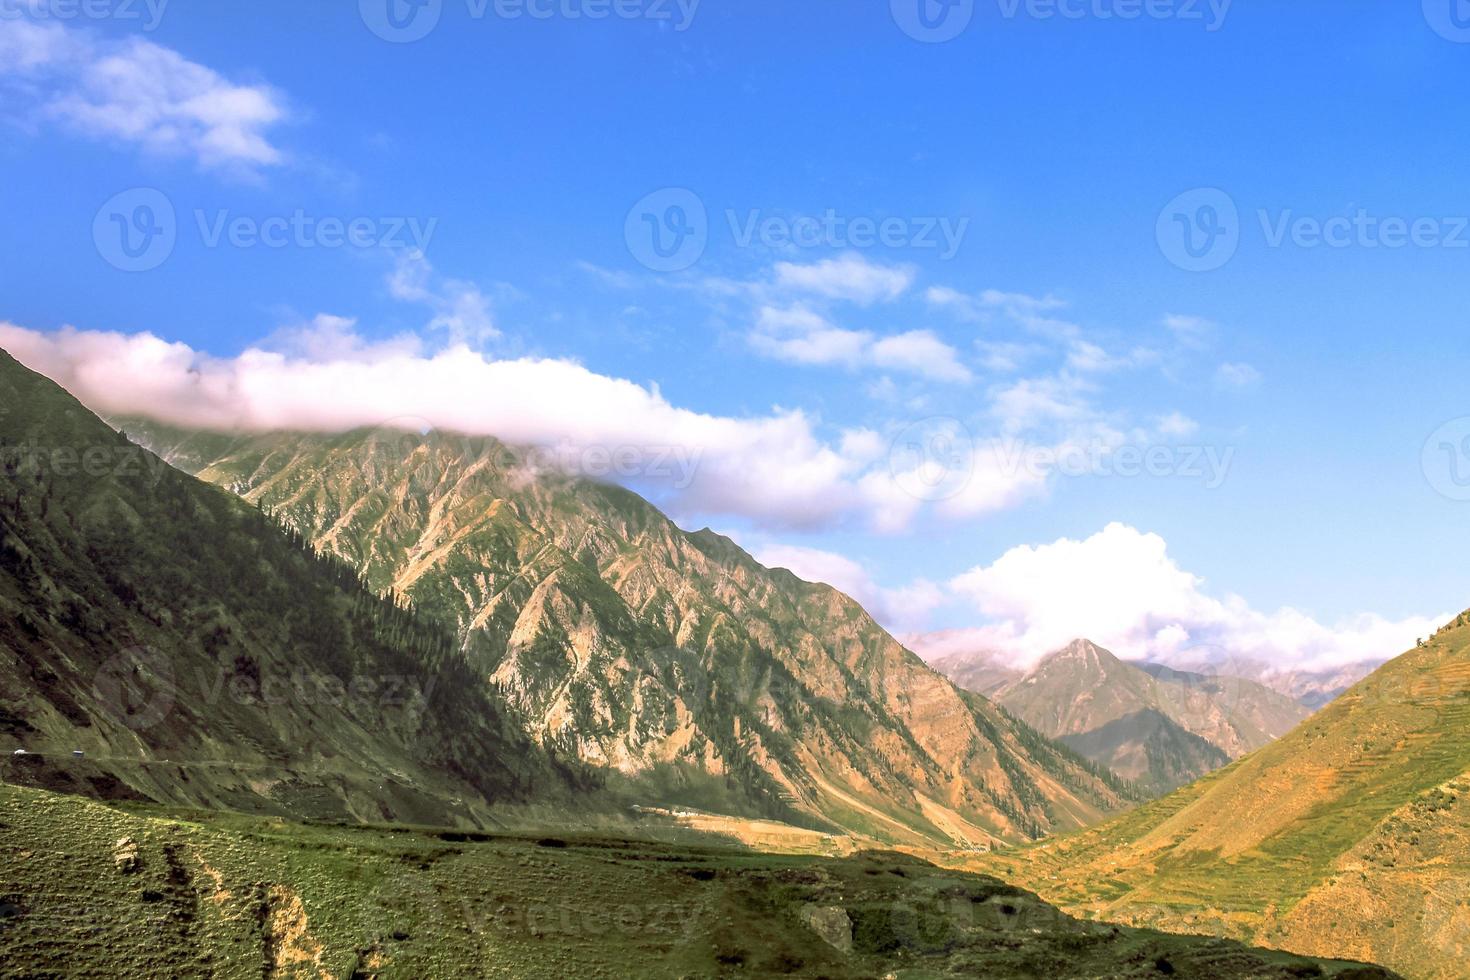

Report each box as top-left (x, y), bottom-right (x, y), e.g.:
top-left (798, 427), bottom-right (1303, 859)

top-left (1217, 361), bottom-right (1263, 388)
top-left (774, 253), bottom-right (915, 305)
top-left (389, 251), bottom-right (499, 346)
top-left (0, 17), bottom-right (288, 175)
top-left (750, 305), bottom-right (970, 382)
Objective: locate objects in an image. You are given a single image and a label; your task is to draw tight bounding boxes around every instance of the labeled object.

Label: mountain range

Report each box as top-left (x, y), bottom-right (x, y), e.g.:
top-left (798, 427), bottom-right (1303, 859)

top-left (978, 617), bottom-right (1470, 980)
top-left (0, 346), bottom-right (1449, 978)
top-left (936, 639), bottom-right (1311, 794)
top-left (106, 416), bottom-right (1143, 848)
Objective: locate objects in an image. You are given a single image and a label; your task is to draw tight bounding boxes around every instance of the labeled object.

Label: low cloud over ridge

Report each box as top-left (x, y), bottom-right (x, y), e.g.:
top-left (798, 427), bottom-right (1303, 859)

top-left (0, 320), bottom-right (1042, 533)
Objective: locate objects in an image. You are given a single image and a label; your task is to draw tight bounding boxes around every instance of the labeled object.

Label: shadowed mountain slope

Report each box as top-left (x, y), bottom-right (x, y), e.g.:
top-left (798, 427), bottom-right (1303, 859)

top-left (0, 350), bottom-right (585, 825)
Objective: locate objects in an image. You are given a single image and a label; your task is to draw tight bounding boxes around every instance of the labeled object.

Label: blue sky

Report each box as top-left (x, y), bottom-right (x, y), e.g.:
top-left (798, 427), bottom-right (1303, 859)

top-left (1, 0), bottom-right (1467, 670)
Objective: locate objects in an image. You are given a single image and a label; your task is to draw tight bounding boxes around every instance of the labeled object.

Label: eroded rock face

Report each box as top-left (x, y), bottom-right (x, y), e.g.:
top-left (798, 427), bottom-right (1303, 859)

top-left (800, 904), bottom-right (853, 953)
top-left (126, 423), bottom-right (1137, 844)
top-left (113, 837), bottom-right (140, 874)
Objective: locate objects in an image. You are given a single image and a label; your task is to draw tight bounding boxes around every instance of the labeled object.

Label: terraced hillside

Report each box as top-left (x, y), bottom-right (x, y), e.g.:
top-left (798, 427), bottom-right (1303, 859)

top-left (0, 350), bottom-right (583, 825)
top-left (973, 615), bottom-right (1470, 980)
top-left (0, 783), bottom-right (1401, 979)
top-left (117, 419), bottom-right (1138, 847)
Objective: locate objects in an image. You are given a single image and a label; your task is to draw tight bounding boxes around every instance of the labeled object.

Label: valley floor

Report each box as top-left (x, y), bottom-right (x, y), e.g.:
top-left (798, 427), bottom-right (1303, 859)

top-left (0, 783), bottom-right (1400, 979)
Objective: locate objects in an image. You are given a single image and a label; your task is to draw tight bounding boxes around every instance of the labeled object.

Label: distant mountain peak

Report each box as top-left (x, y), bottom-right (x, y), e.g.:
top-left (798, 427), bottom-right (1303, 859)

top-left (1039, 638), bottom-right (1123, 673)
top-left (949, 635), bottom-right (1312, 796)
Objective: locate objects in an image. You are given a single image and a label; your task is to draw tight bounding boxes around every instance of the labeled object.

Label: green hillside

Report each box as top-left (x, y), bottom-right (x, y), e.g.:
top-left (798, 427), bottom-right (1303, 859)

top-left (0, 782), bottom-right (1400, 979)
top-left (0, 349), bottom-right (585, 825)
top-left (974, 617), bottom-right (1470, 980)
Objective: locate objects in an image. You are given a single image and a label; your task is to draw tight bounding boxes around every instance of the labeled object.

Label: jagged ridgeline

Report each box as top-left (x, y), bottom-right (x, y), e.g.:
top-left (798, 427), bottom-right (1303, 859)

top-left (0, 350), bottom-right (590, 824)
top-left (120, 410), bottom-right (1141, 847)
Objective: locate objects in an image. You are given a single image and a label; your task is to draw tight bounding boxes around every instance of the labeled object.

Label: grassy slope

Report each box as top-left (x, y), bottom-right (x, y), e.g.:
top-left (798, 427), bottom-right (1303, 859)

top-left (0, 349), bottom-right (583, 825)
top-left (968, 614), bottom-right (1470, 980)
top-left (0, 783), bottom-right (1399, 979)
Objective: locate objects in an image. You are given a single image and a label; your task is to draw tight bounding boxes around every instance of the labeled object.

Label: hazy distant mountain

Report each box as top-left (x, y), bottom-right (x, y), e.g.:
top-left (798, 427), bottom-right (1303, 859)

top-left (939, 639), bottom-right (1310, 794)
top-left (992, 615), bottom-right (1470, 980)
top-left (926, 648), bottom-right (1024, 698)
top-left (1145, 647), bottom-right (1386, 710)
top-left (0, 351), bottom-right (581, 825)
top-left (118, 420), bottom-right (1138, 846)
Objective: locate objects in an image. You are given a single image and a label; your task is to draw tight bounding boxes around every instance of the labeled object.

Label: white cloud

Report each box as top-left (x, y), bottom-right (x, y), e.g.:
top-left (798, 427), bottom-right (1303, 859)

top-left (0, 17), bottom-right (287, 173)
top-left (750, 305), bottom-right (871, 367)
top-left (990, 374), bottom-right (1096, 432)
top-left (774, 254), bottom-right (914, 305)
top-left (925, 286), bottom-right (1067, 323)
top-left (262, 314), bottom-right (424, 363)
top-left (939, 522), bottom-right (1444, 672)
top-left (1155, 411), bottom-right (1199, 438)
top-left (750, 306), bottom-right (970, 383)
top-left (869, 330), bottom-right (973, 383)
top-left (753, 543), bottom-right (943, 633)
top-left (1064, 340), bottom-right (1159, 374)
top-left (1217, 361), bottom-right (1263, 388)
top-left (1163, 313), bottom-right (1213, 347)
top-left (0, 320), bottom-right (989, 534)
top-left (389, 251), bottom-right (499, 345)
